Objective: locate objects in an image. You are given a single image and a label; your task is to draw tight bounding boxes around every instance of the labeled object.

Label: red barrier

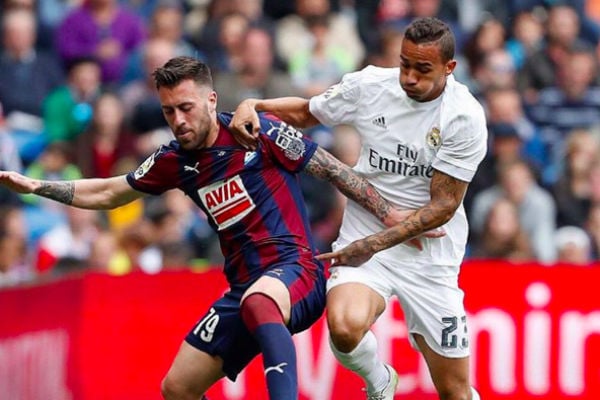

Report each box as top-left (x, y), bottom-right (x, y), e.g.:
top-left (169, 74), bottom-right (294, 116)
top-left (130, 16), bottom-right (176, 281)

top-left (1, 261), bottom-right (599, 400)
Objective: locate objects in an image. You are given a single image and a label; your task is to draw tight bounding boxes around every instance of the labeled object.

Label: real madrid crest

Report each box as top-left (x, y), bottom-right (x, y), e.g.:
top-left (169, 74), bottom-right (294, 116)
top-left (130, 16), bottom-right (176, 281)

top-left (426, 127), bottom-right (442, 148)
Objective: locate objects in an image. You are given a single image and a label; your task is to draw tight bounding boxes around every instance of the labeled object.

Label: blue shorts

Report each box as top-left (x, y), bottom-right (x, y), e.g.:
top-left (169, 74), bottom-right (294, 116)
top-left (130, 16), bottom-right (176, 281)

top-left (184, 262), bottom-right (326, 381)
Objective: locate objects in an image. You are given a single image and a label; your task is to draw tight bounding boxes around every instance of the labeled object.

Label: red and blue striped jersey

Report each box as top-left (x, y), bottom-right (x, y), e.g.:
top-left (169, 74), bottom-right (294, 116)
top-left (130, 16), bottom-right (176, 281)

top-left (126, 112), bottom-right (321, 287)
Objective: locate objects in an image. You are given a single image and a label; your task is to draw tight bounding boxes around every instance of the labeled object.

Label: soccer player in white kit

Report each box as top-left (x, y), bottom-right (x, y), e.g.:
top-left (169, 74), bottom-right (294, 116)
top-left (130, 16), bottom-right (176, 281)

top-left (230, 18), bottom-right (486, 400)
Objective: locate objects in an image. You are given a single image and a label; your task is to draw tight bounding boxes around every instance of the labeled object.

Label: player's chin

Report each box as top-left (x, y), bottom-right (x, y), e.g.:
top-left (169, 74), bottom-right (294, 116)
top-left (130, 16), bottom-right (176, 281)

top-left (177, 138), bottom-right (198, 151)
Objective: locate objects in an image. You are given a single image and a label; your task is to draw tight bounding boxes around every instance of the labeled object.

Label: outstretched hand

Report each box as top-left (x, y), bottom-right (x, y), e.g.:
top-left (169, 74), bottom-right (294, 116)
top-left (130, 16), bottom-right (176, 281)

top-left (0, 170), bottom-right (37, 194)
top-left (316, 239), bottom-right (373, 267)
top-left (229, 99), bottom-right (261, 150)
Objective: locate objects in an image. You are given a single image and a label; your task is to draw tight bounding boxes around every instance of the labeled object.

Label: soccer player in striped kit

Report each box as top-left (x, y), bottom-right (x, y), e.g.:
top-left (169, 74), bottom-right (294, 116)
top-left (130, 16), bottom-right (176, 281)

top-left (0, 56), bottom-right (404, 400)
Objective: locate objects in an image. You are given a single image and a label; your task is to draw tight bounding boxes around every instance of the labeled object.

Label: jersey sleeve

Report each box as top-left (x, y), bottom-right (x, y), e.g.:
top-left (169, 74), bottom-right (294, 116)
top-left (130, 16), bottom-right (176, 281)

top-left (432, 112), bottom-right (488, 183)
top-left (126, 146), bottom-right (179, 195)
top-left (308, 69), bottom-right (363, 126)
top-left (258, 114), bottom-right (318, 172)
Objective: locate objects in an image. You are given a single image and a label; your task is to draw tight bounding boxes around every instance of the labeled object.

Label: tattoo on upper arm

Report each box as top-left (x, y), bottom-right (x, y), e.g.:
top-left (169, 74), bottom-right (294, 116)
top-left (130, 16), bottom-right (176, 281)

top-left (420, 170), bottom-right (467, 227)
top-left (34, 181), bottom-right (75, 205)
top-left (305, 147), bottom-right (390, 221)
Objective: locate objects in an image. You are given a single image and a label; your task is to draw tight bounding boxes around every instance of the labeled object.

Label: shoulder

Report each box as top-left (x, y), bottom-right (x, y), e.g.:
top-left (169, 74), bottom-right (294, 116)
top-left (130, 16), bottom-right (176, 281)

top-left (331, 65), bottom-right (399, 102)
top-left (442, 76), bottom-right (487, 133)
top-left (346, 65), bottom-right (399, 86)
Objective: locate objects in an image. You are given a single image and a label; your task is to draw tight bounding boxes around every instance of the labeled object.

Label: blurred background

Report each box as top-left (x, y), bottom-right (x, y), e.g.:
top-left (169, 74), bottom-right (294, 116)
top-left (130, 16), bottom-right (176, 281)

top-left (1, 0), bottom-right (600, 399)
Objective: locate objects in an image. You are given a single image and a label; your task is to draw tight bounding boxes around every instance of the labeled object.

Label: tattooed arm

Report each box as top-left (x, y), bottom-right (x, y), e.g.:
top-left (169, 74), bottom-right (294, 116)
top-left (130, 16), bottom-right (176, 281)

top-left (317, 169), bottom-right (468, 266)
top-left (0, 171), bottom-right (144, 209)
top-left (304, 146), bottom-right (394, 225)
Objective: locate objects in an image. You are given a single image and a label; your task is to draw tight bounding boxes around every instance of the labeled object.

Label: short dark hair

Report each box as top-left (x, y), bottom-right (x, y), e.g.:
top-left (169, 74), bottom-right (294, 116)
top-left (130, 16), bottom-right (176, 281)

top-left (152, 56), bottom-right (213, 90)
top-left (404, 17), bottom-right (455, 62)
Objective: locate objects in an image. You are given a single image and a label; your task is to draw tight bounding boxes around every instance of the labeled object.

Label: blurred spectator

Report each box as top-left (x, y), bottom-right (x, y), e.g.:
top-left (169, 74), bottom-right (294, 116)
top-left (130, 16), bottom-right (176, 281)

top-left (470, 48), bottom-right (516, 98)
top-left (116, 218), bottom-right (163, 274)
top-left (552, 129), bottom-right (600, 228)
top-left (366, 27), bottom-right (404, 68)
top-left (75, 92), bottom-right (137, 178)
top-left (122, 0), bottom-right (198, 84)
top-left (276, 0), bottom-right (365, 70)
top-left (35, 0), bottom-right (82, 51)
top-left (288, 14), bottom-right (354, 97)
top-left (471, 159), bottom-right (557, 263)
top-left (0, 8), bottom-right (64, 120)
top-left (20, 142), bottom-right (83, 242)
top-left (354, 0), bottom-right (409, 51)
top-left (0, 102), bottom-right (24, 205)
top-left (381, 0), bottom-right (465, 50)
top-left (585, 202), bottom-right (600, 259)
top-left (526, 44), bottom-right (600, 185)
top-left (214, 27), bottom-right (299, 112)
top-left (196, 0), bottom-right (273, 73)
top-left (463, 17), bottom-right (507, 80)
top-left (35, 206), bottom-right (100, 274)
top-left (554, 225), bottom-right (593, 265)
top-left (120, 38), bottom-right (175, 135)
top-left (56, 0), bottom-right (146, 86)
top-left (465, 123), bottom-right (534, 214)
top-left (484, 87), bottom-right (545, 176)
top-left (43, 57), bottom-right (102, 143)
top-left (505, 10), bottom-right (545, 69)
top-left (517, 4), bottom-right (594, 102)
top-left (470, 197), bottom-right (533, 262)
top-left (87, 228), bottom-right (123, 272)
top-left (0, 206), bottom-right (31, 287)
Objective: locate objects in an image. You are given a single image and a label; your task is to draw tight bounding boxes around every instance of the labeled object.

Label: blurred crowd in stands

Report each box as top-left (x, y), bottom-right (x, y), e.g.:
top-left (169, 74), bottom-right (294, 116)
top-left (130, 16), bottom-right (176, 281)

top-left (2, 0), bottom-right (600, 287)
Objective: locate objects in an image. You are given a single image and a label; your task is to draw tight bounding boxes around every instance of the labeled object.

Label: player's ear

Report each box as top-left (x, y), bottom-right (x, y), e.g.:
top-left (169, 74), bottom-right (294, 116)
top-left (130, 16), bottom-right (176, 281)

top-left (208, 90), bottom-right (217, 112)
top-left (445, 59), bottom-right (457, 76)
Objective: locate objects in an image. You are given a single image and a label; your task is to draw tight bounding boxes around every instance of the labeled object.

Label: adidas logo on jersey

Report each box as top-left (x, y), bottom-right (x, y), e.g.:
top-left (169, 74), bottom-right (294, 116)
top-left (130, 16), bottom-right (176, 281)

top-left (372, 115), bottom-right (387, 129)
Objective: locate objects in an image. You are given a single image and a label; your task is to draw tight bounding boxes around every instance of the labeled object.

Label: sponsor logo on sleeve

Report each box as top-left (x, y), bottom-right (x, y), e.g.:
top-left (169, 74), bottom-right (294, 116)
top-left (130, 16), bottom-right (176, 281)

top-left (322, 83), bottom-right (341, 99)
top-left (134, 152), bottom-right (156, 180)
top-left (265, 122), bottom-right (306, 161)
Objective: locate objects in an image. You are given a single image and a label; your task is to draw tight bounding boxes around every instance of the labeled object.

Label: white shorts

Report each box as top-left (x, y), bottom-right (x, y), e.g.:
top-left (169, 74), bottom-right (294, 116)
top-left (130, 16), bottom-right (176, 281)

top-left (326, 254), bottom-right (470, 358)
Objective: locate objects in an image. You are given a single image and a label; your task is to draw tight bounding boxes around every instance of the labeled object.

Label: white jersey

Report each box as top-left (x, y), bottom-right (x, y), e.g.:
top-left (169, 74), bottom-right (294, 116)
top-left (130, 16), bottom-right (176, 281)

top-left (310, 66), bottom-right (487, 266)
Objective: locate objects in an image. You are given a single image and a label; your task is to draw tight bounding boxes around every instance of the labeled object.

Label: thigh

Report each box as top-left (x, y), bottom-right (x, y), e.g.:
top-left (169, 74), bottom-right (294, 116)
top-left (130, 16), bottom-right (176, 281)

top-left (391, 265), bottom-right (470, 358)
top-left (185, 293), bottom-right (261, 381)
top-left (243, 261), bottom-right (327, 334)
top-left (164, 341), bottom-right (225, 396)
top-left (326, 282), bottom-right (386, 330)
top-left (326, 257), bottom-right (393, 329)
top-left (242, 275), bottom-right (291, 323)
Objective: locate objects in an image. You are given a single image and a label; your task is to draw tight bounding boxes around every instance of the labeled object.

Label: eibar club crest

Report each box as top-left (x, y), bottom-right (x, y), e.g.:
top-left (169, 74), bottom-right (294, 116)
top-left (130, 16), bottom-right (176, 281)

top-left (426, 126), bottom-right (442, 148)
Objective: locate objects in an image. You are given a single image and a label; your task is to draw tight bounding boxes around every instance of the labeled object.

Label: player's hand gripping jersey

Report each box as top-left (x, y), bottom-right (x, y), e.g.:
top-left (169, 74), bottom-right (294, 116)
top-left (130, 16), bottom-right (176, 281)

top-left (127, 113), bottom-right (320, 286)
top-left (310, 66), bottom-right (487, 266)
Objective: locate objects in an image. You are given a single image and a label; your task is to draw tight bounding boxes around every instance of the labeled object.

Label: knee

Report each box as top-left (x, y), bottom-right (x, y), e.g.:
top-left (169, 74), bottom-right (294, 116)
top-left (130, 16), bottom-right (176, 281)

top-left (161, 376), bottom-right (201, 400)
top-left (327, 313), bottom-right (370, 352)
top-left (161, 376), bottom-right (182, 400)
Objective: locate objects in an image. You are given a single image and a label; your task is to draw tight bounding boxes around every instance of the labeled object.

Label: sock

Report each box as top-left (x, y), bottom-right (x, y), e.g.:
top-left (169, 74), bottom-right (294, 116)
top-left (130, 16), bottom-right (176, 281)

top-left (329, 330), bottom-right (389, 392)
top-left (471, 387), bottom-right (481, 400)
top-left (241, 293), bottom-right (297, 400)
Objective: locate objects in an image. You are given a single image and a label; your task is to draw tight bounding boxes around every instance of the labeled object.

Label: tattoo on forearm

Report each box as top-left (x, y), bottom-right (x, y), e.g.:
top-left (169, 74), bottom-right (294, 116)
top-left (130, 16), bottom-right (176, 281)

top-left (306, 147), bottom-right (391, 221)
top-left (34, 181), bottom-right (75, 205)
top-left (363, 171), bottom-right (467, 253)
